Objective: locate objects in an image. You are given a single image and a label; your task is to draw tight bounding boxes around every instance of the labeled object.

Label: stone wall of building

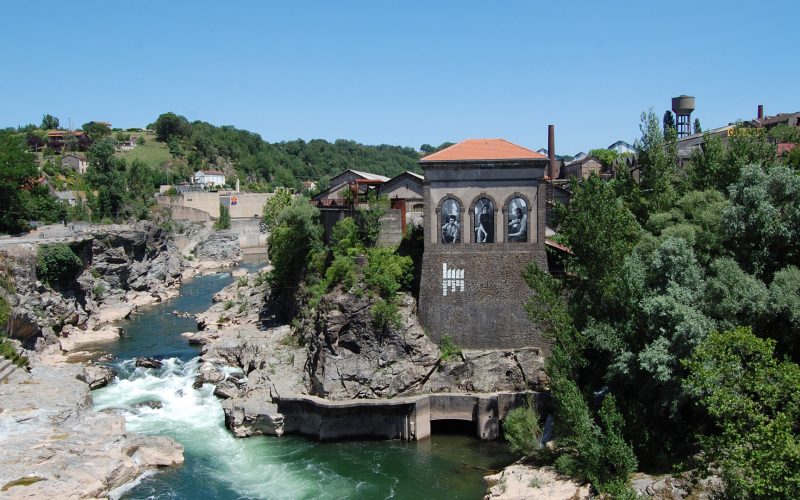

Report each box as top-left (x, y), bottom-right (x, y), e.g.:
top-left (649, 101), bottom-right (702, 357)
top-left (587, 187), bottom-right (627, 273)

top-left (419, 160), bottom-right (550, 350)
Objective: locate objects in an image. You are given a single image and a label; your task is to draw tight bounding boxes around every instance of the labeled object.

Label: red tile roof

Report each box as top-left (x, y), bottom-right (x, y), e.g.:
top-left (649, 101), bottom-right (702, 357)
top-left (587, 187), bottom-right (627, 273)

top-left (420, 139), bottom-right (546, 162)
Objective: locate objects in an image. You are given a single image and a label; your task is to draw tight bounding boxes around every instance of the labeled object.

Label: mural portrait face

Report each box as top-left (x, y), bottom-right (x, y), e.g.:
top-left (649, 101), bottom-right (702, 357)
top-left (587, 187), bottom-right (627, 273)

top-left (440, 198), bottom-right (461, 244)
top-left (473, 197), bottom-right (494, 243)
top-left (507, 197), bottom-right (528, 242)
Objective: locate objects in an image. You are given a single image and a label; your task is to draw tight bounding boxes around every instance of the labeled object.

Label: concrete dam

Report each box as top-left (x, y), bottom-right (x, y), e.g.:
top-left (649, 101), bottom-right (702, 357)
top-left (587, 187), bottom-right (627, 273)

top-left (274, 391), bottom-right (544, 441)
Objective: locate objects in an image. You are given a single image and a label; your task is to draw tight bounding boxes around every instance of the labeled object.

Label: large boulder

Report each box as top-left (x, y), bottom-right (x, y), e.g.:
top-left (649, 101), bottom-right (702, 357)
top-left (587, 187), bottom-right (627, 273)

top-left (194, 230), bottom-right (241, 263)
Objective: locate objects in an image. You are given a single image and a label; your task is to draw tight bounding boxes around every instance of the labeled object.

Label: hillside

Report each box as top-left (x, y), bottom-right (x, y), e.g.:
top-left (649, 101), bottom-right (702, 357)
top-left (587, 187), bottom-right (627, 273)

top-left (147, 113), bottom-right (428, 191)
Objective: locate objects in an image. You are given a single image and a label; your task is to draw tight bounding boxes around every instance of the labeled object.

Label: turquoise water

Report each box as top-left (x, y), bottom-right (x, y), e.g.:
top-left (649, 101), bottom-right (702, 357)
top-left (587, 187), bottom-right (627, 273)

top-left (93, 258), bottom-right (516, 499)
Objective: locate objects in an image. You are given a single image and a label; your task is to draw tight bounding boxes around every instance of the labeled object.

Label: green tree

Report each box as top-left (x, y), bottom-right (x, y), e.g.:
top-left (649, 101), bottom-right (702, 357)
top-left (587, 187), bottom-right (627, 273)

top-left (722, 164), bottom-right (800, 280)
top-left (686, 133), bottom-right (726, 191)
top-left (214, 204), bottom-right (231, 230)
top-left (267, 197), bottom-right (323, 289)
top-left (262, 188), bottom-right (293, 228)
top-left (693, 118), bottom-right (702, 134)
top-left (0, 133), bottom-right (38, 233)
top-left (40, 114), bottom-right (59, 130)
top-left (767, 123), bottom-right (800, 144)
top-left (155, 112), bottom-right (193, 142)
top-left (637, 110), bottom-right (678, 218)
top-left (684, 328), bottom-right (800, 499)
top-left (85, 138), bottom-right (126, 220)
top-left (555, 174), bottom-right (641, 321)
top-left (81, 121), bottom-right (111, 140)
top-left (662, 110), bottom-right (675, 136)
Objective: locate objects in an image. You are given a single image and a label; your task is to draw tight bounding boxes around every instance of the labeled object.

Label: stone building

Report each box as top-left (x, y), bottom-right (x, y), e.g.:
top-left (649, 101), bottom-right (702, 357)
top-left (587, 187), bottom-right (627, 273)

top-left (418, 139), bottom-right (549, 349)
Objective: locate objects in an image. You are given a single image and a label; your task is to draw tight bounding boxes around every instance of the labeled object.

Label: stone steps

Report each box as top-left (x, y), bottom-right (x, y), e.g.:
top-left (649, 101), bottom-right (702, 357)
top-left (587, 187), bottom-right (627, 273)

top-left (0, 357), bottom-right (17, 383)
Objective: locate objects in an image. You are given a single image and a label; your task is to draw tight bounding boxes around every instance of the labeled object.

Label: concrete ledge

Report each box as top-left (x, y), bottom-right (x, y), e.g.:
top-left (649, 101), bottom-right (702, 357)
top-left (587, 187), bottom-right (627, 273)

top-left (274, 391), bottom-right (543, 442)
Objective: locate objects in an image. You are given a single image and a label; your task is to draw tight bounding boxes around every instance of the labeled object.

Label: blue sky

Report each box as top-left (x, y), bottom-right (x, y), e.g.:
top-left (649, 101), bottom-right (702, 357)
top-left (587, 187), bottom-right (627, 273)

top-left (1, 1), bottom-right (797, 154)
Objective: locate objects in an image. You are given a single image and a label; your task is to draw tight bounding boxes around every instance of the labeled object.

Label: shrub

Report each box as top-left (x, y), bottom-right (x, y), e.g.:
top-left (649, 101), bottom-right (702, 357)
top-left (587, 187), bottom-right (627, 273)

top-left (92, 284), bottom-right (105, 300)
top-left (237, 276), bottom-right (248, 287)
top-left (439, 335), bottom-right (462, 362)
top-left (0, 335), bottom-right (28, 368)
top-left (0, 295), bottom-right (9, 327)
top-left (325, 255), bottom-right (357, 291)
top-left (503, 400), bottom-right (542, 456)
top-left (37, 243), bottom-right (82, 285)
top-left (223, 300), bottom-right (234, 310)
top-left (370, 298), bottom-right (402, 332)
top-left (364, 248), bottom-right (412, 300)
top-left (331, 217), bottom-right (362, 256)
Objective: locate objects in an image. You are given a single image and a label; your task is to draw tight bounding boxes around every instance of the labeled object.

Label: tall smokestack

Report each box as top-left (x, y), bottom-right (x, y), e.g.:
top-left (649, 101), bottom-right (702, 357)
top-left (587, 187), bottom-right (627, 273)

top-left (758, 104), bottom-right (764, 120)
top-left (547, 124), bottom-right (556, 180)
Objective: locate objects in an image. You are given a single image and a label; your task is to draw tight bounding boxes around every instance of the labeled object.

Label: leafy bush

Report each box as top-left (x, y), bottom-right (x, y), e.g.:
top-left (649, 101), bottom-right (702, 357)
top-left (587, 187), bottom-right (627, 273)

top-left (37, 243), bottom-right (82, 285)
top-left (503, 400), bottom-right (542, 456)
top-left (356, 194), bottom-right (388, 247)
top-left (223, 300), bottom-right (234, 310)
top-left (439, 334), bottom-right (462, 362)
top-left (331, 217), bottom-right (362, 256)
top-left (325, 254), bottom-right (357, 291)
top-left (262, 188), bottom-right (293, 228)
top-left (370, 298), bottom-right (402, 332)
top-left (0, 295), bottom-right (9, 327)
top-left (364, 248), bottom-right (412, 300)
top-left (0, 335), bottom-right (28, 368)
top-left (237, 276), bottom-right (248, 287)
top-left (92, 284), bottom-right (105, 300)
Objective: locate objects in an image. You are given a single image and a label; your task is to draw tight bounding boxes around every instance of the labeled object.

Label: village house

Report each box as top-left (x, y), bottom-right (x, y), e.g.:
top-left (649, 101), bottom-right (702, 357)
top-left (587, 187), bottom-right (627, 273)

top-left (61, 152), bottom-right (89, 174)
top-left (193, 169), bottom-right (226, 188)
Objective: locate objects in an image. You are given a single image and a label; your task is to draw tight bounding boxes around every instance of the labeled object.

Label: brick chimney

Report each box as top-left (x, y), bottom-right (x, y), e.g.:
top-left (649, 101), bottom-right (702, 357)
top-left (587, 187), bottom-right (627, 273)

top-left (548, 125), bottom-right (556, 180)
top-left (758, 104), bottom-right (764, 121)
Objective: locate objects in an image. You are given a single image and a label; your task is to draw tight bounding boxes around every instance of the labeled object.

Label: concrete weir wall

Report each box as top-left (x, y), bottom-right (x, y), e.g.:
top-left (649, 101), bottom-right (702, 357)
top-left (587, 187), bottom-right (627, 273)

top-left (275, 391), bottom-right (540, 442)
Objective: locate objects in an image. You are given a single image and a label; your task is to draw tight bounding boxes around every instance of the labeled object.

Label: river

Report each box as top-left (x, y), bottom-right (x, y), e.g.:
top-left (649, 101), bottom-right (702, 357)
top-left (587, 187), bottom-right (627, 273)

top-left (92, 258), bottom-right (517, 499)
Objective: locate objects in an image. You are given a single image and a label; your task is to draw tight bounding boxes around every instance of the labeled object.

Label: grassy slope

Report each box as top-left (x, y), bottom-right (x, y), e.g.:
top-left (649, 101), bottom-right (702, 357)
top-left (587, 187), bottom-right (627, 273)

top-left (114, 131), bottom-right (175, 168)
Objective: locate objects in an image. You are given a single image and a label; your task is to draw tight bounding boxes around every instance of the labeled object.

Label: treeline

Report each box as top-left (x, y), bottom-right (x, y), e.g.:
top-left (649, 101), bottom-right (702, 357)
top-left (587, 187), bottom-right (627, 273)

top-left (152, 112), bottom-right (428, 192)
top-left (518, 112), bottom-right (800, 497)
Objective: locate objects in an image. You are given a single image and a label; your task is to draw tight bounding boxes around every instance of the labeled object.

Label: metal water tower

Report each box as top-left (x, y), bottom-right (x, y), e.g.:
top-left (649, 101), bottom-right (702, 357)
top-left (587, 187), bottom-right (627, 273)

top-left (671, 95), bottom-right (695, 138)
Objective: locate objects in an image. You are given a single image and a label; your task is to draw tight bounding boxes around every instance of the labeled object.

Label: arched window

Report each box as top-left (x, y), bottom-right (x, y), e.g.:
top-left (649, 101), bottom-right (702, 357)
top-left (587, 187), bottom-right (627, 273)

top-left (473, 197), bottom-right (494, 243)
top-left (440, 198), bottom-right (461, 243)
top-left (507, 197), bottom-right (528, 242)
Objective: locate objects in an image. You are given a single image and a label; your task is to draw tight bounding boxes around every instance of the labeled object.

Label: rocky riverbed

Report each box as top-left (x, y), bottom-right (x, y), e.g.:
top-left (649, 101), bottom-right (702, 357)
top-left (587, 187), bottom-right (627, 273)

top-left (0, 221), bottom-right (244, 498)
top-left (0, 363), bottom-right (184, 498)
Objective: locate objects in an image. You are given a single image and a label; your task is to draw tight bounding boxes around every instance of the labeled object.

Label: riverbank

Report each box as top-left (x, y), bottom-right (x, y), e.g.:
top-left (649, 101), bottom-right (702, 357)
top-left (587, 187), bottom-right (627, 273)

top-left (0, 221), bottom-right (245, 497)
top-left (0, 363), bottom-right (184, 498)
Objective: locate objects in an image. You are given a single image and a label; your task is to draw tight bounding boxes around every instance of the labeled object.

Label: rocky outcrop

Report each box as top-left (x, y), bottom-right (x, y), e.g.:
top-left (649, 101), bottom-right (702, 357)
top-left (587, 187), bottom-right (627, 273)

top-left (484, 465), bottom-right (591, 500)
top-left (193, 230), bottom-right (241, 266)
top-left (304, 288), bottom-right (548, 400)
top-left (84, 362), bottom-right (116, 389)
top-left (1, 222), bottom-right (185, 357)
top-left (0, 364), bottom-right (183, 499)
top-left (188, 266), bottom-right (546, 439)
